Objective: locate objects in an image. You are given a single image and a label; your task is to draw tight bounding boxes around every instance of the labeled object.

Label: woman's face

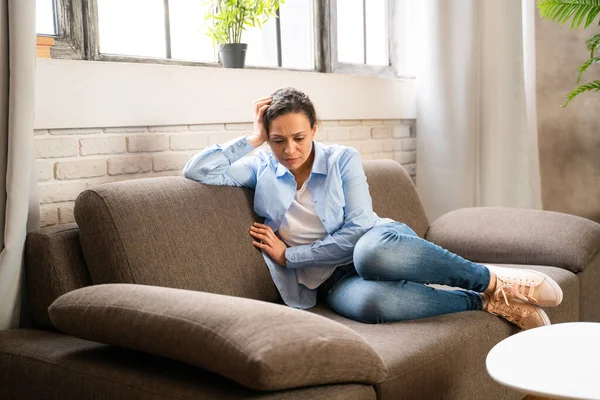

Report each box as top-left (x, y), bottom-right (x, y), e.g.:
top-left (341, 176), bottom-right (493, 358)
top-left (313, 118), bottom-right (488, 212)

top-left (268, 112), bottom-right (317, 173)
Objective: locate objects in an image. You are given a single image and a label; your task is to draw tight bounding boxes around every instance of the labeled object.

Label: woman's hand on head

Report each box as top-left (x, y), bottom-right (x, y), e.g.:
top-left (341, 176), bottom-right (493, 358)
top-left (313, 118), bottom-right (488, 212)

top-left (249, 222), bottom-right (287, 266)
top-left (249, 96), bottom-right (272, 149)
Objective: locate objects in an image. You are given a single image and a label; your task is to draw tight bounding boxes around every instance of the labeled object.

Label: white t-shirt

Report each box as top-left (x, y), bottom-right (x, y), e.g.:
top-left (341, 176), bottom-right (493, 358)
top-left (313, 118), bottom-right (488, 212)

top-left (278, 180), bottom-right (337, 289)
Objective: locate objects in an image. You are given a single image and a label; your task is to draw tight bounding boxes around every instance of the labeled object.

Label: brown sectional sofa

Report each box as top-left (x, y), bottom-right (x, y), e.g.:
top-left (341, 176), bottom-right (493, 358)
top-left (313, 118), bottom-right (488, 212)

top-left (1, 160), bottom-right (599, 400)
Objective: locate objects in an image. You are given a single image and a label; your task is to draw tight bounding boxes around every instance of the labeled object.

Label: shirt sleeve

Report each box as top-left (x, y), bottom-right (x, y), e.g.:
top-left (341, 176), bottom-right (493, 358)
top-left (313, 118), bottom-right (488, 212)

top-left (284, 149), bottom-right (376, 269)
top-left (183, 136), bottom-right (259, 188)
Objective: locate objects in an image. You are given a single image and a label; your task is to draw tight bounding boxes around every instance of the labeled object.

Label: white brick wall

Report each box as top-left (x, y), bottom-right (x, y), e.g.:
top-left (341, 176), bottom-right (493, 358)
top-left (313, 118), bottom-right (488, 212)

top-left (35, 119), bottom-right (417, 227)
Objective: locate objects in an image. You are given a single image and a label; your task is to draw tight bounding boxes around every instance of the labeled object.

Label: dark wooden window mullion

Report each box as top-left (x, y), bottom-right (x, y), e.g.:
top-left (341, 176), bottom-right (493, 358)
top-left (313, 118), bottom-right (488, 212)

top-left (164, 0), bottom-right (172, 59)
top-left (51, 0), bottom-right (59, 35)
top-left (82, 0), bottom-right (100, 60)
top-left (275, 8), bottom-right (282, 67)
top-left (314, 0), bottom-right (331, 72)
top-left (326, 0), bottom-right (337, 72)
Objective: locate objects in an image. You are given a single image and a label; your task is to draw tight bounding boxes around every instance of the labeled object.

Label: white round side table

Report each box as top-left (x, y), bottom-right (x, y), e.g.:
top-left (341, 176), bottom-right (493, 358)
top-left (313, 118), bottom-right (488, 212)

top-left (486, 322), bottom-right (600, 400)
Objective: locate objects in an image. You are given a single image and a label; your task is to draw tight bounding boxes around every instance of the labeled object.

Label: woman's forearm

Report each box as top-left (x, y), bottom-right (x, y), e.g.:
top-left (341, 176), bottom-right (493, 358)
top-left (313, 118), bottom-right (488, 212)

top-left (248, 135), bottom-right (266, 149)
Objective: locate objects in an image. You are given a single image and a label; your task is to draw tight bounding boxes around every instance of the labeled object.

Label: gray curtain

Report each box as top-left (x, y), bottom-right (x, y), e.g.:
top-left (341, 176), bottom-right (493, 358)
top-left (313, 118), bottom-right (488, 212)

top-left (0, 0), bottom-right (38, 330)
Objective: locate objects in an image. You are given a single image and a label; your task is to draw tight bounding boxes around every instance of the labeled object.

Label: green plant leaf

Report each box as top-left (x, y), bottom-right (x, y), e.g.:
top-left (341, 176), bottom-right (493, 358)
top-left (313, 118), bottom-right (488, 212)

top-left (577, 56), bottom-right (600, 82)
top-left (538, 0), bottom-right (600, 29)
top-left (202, 0), bottom-right (283, 44)
top-left (587, 33), bottom-right (600, 56)
top-left (563, 80), bottom-right (600, 106)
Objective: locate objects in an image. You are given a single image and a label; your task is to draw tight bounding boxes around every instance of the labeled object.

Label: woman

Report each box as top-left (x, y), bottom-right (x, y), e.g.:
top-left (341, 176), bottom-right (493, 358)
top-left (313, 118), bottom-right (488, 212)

top-left (183, 87), bottom-right (562, 329)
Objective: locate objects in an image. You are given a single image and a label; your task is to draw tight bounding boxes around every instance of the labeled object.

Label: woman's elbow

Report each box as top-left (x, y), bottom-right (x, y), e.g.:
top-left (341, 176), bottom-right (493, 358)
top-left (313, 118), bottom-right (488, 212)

top-left (182, 163), bottom-right (197, 180)
top-left (183, 162), bottom-right (210, 183)
top-left (182, 165), bottom-right (196, 180)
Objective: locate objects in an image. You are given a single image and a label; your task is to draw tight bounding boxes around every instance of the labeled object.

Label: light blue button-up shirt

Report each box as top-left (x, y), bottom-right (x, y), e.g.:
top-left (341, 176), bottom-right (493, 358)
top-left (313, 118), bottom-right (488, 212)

top-left (183, 136), bottom-right (390, 309)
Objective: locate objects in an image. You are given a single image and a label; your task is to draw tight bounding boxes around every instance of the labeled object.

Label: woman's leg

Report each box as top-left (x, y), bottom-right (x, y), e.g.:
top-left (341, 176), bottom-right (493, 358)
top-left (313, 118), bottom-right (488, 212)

top-left (325, 273), bottom-right (484, 324)
top-left (342, 221), bottom-right (558, 328)
top-left (353, 222), bottom-right (490, 292)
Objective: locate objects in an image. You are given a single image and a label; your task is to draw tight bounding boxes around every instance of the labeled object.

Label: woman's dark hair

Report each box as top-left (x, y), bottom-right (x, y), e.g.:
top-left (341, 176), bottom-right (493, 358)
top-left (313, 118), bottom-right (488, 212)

top-left (263, 87), bottom-right (317, 134)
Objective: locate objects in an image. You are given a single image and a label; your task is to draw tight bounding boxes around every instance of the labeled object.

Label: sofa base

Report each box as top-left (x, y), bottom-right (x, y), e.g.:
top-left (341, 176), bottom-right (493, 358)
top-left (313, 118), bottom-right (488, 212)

top-left (0, 329), bottom-right (375, 400)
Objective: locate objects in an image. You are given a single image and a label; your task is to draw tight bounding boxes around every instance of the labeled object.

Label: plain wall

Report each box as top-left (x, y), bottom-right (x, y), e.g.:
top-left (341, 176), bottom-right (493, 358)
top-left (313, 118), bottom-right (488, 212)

top-left (535, 14), bottom-right (600, 223)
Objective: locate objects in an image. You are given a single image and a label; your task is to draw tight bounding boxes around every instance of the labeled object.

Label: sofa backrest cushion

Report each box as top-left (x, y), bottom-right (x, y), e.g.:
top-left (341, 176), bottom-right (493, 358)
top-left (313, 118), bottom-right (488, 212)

top-left (73, 161), bottom-right (428, 300)
top-left (363, 160), bottom-right (428, 237)
top-left (74, 177), bottom-right (282, 303)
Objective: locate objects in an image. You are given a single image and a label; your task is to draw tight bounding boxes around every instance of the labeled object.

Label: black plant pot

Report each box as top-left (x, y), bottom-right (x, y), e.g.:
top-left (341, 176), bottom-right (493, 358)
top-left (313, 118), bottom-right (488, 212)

top-left (219, 43), bottom-right (248, 69)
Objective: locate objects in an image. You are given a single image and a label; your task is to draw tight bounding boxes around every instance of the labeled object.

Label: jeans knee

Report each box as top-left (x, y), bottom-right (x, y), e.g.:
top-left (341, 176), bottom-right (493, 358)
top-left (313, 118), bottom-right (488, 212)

top-left (354, 229), bottom-right (408, 279)
top-left (346, 291), bottom-right (386, 324)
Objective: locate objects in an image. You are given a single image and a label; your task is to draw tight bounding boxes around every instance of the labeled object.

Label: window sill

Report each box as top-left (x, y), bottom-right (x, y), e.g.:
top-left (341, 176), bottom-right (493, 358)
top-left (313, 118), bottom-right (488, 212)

top-left (96, 54), bottom-right (319, 74)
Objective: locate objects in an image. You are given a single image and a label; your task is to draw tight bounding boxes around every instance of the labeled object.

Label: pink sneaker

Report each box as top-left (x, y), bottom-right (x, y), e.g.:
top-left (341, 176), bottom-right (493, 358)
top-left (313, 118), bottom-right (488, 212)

top-left (485, 264), bottom-right (563, 307)
top-left (484, 293), bottom-right (551, 330)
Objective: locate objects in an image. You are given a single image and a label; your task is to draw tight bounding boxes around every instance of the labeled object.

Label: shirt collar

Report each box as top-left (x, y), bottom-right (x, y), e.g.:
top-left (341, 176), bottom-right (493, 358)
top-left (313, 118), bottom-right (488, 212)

top-left (311, 141), bottom-right (327, 175)
top-left (274, 141), bottom-right (328, 178)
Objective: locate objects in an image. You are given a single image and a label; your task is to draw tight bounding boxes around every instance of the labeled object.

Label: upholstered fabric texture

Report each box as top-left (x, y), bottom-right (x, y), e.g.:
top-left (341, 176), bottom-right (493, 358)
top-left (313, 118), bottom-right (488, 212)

top-left (579, 251), bottom-right (600, 321)
top-left (309, 305), bottom-right (520, 400)
top-left (426, 207), bottom-right (600, 273)
top-left (48, 284), bottom-right (387, 391)
top-left (310, 262), bottom-right (580, 400)
top-left (73, 161), bottom-right (428, 301)
top-left (0, 329), bottom-right (376, 400)
top-left (74, 177), bottom-right (281, 303)
top-left (362, 160), bottom-right (429, 237)
top-left (25, 223), bottom-right (91, 329)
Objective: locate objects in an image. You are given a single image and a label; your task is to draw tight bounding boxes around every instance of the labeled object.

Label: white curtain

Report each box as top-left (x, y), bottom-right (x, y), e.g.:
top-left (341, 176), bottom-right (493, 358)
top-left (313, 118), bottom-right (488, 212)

top-left (0, 0), bottom-right (38, 330)
top-left (415, 0), bottom-right (542, 221)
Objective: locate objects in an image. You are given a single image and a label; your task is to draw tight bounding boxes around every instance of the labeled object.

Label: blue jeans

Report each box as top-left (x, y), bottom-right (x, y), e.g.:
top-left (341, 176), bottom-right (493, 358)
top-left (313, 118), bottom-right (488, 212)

top-left (321, 222), bottom-right (490, 324)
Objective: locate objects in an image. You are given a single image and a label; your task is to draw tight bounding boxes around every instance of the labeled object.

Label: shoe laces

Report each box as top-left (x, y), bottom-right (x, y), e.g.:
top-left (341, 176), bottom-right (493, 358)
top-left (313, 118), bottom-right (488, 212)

top-left (494, 276), bottom-right (540, 306)
top-left (487, 300), bottom-right (532, 326)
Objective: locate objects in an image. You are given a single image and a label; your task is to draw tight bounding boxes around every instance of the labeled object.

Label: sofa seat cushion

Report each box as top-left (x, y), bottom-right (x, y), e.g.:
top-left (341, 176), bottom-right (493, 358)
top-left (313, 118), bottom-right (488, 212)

top-left (0, 329), bottom-right (376, 400)
top-left (48, 284), bottom-right (387, 391)
top-left (310, 264), bottom-right (579, 400)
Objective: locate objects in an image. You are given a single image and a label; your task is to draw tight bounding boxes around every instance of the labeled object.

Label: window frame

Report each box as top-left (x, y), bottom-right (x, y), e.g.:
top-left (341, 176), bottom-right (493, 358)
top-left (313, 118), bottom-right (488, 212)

top-left (328, 0), bottom-right (396, 77)
top-left (37, 0), bottom-right (86, 60)
top-left (38, 0), bottom-right (398, 77)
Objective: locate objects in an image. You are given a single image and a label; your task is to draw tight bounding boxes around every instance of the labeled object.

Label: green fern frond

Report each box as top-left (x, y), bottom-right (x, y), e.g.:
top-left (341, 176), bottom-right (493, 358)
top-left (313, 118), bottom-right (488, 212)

top-left (563, 80), bottom-right (600, 106)
top-left (577, 57), bottom-right (600, 82)
top-left (538, 0), bottom-right (600, 29)
top-left (586, 33), bottom-right (600, 56)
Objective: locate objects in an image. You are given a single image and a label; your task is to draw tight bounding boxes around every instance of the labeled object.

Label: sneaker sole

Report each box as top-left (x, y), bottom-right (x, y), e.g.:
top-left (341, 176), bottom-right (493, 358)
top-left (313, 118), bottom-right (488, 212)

top-left (536, 307), bottom-right (551, 327)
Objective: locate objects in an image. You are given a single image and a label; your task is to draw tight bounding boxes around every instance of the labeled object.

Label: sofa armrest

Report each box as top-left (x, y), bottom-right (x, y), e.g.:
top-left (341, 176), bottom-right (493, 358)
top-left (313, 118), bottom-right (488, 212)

top-left (425, 207), bottom-right (600, 273)
top-left (48, 284), bottom-right (387, 391)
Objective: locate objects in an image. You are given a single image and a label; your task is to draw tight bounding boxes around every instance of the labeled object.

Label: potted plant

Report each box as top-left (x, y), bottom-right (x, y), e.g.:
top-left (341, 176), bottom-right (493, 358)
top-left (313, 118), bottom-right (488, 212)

top-left (204, 0), bottom-right (283, 68)
top-left (538, 0), bottom-right (600, 106)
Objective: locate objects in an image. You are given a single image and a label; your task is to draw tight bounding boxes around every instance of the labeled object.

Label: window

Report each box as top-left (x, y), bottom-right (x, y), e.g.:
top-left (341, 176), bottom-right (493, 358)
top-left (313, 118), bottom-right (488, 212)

top-left (36, 0), bottom-right (396, 76)
top-left (36, 0), bottom-right (58, 35)
top-left (94, 0), bottom-right (314, 69)
top-left (331, 0), bottom-right (393, 75)
top-left (98, 0), bottom-right (168, 58)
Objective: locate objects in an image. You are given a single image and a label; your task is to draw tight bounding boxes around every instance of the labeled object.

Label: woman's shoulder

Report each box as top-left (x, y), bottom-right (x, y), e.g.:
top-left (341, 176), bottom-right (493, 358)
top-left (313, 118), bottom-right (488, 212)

top-left (318, 143), bottom-right (361, 171)
top-left (319, 142), bottom-right (360, 160)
